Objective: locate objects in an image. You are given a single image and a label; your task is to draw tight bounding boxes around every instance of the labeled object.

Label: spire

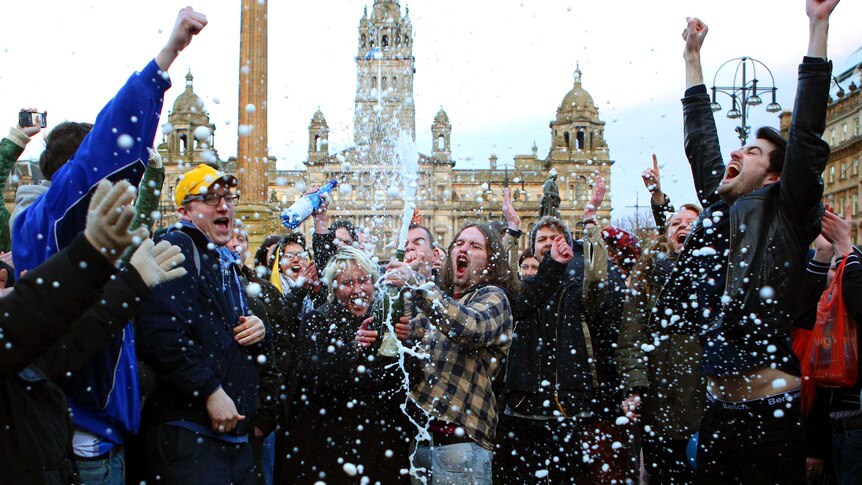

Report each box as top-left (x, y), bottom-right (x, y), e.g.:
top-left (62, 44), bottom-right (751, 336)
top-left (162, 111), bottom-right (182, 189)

top-left (573, 62), bottom-right (582, 85)
top-left (185, 69), bottom-right (194, 89)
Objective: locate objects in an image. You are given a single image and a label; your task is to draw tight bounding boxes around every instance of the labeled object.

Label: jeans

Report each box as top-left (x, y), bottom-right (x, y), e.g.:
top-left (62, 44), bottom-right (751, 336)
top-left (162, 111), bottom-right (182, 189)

top-left (410, 440), bottom-right (492, 484)
top-left (833, 429), bottom-right (862, 485)
top-left (251, 432), bottom-right (275, 485)
top-left (75, 448), bottom-right (125, 485)
top-left (493, 415), bottom-right (581, 484)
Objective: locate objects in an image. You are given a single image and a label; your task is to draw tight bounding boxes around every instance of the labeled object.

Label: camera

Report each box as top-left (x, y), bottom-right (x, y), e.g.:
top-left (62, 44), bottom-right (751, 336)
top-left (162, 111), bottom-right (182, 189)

top-left (18, 110), bottom-right (47, 129)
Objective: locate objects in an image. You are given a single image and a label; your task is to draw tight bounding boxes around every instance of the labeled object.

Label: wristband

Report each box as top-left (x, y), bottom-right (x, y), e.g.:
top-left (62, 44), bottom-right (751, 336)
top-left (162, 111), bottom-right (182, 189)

top-left (505, 228), bottom-right (523, 238)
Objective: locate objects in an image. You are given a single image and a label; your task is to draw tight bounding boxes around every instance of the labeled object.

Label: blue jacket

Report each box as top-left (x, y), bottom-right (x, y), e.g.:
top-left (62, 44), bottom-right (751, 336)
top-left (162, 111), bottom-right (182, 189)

top-left (137, 224), bottom-right (260, 438)
top-left (11, 59), bottom-right (171, 452)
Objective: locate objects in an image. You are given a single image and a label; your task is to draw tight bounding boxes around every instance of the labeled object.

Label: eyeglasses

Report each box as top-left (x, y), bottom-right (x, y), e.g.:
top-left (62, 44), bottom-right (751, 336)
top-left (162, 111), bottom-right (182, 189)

top-left (282, 251), bottom-right (309, 260)
top-left (187, 193), bottom-right (240, 206)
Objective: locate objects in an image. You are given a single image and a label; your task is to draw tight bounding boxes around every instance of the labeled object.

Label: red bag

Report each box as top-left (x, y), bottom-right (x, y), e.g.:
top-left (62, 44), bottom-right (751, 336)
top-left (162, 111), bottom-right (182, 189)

top-left (810, 256), bottom-right (859, 387)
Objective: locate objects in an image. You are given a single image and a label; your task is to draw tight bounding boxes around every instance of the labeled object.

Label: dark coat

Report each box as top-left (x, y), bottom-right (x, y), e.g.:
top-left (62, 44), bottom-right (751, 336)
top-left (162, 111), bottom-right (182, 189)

top-left (616, 252), bottom-right (705, 440)
top-left (505, 242), bottom-right (626, 417)
top-left (0, 235), bottom-right (150, 483)
top-left (281, 302), bottom-right (410, 484)
top-left (137, 226), bottom-right (260, 437)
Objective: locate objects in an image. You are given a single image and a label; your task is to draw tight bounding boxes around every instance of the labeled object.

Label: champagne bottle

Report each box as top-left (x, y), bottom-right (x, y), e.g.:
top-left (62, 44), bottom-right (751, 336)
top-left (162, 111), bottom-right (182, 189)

top-left (279, 180), bottom-right (338, 229)
top-left (374, 249), bottom-right (405, 357)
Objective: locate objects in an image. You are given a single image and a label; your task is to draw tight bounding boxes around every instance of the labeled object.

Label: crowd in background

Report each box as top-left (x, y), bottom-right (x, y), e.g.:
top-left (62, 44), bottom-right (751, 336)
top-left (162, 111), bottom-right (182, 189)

top-left (0, 1), bottom-right (857, 484)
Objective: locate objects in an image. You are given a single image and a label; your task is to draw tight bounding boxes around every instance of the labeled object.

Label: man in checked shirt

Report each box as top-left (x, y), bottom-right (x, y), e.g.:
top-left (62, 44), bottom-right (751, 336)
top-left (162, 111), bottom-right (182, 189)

top-left (378, 222), bottom-right (519, 483)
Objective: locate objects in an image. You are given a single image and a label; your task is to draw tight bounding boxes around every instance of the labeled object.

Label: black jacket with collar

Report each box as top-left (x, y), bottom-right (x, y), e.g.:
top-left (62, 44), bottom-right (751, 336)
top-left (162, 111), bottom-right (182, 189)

top-left (655, 58), bottom-right (831, 378)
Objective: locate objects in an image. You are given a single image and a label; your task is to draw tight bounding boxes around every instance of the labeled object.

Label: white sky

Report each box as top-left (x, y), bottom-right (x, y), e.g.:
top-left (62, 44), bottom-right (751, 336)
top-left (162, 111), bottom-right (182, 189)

top-left (2, 0), bottom-right (860, 220)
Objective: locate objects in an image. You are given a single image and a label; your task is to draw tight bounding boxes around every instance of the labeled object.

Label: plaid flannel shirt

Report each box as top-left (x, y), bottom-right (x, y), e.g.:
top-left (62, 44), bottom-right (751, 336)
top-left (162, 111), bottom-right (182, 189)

top-left (408, 283), bottom-right (513, 450)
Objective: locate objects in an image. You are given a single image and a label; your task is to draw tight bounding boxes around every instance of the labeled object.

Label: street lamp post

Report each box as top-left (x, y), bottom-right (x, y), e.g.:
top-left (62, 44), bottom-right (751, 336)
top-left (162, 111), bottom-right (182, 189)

top-left (710, 56), bottom-right (782, 145)
top-left (484, 164), bottom-right (528, 201)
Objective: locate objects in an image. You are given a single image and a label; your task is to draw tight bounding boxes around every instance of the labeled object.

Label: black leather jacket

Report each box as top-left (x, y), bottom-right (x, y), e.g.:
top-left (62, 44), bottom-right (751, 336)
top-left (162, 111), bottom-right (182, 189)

top-left (655, 58), bottom-right (831, 377)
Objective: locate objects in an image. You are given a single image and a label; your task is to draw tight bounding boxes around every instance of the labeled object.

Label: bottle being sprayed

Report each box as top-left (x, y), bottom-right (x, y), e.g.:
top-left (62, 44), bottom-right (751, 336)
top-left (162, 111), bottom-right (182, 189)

top-left (279, 180), bottom-right (338, 229)
top-left (373, 248), bottom-right (405, 357)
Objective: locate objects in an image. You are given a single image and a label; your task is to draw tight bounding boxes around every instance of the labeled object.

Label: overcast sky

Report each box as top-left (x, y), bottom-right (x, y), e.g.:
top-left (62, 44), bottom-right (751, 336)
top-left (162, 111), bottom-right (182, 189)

top-left (2, 0), bottom-right (860, 220)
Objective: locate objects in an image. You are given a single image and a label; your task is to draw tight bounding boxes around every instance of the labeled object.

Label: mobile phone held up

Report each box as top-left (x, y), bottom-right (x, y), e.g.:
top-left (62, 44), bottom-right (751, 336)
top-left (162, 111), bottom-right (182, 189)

top-left (18, 110), bottom-right (47, 128)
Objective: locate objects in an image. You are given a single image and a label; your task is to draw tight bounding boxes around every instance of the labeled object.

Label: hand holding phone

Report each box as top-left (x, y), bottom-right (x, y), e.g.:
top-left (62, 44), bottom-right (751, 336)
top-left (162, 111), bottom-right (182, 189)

top-left (18, 109), bottom-right (47, 129)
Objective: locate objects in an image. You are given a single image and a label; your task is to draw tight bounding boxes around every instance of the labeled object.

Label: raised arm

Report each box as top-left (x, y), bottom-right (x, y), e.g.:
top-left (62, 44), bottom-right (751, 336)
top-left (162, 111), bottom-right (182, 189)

top-left (681, 17), bottom-right (725, 206)
top-left (12, 8), bottom-right (206, 273)
top-left (779, 0), bottom-right (837, 236)
top-left (0, 119), bottom-right (39, 252)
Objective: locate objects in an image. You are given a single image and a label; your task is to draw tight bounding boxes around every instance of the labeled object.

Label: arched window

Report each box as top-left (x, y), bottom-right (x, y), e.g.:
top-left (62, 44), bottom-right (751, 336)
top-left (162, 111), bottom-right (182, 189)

top-left (576, 130), bottom-right (585, 150)
top-left (437, 135), bottom-right (446, 150)
top-left (382, 35), bottom-right (389, 48)
top-left (372, 76), bottom-right (377, 87)
top-left (403, 35), bottom-right (409, 45)
top-left (564, 132), bottom-right (570, 148)
top-left (361, 34), bottom-right (366, 49)
top-left (315, 135), bottom-right (323, 152)
top-left (392, 76), bottom-right (397, 87)
top-left (382, 77), bottom-right (388, 89)
top-left (179, 133), bottom-right (187, 154)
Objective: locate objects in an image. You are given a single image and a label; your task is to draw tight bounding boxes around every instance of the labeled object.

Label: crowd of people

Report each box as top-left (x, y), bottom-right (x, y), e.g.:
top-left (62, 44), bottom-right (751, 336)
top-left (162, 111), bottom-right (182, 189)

top-left (0, 1), bottom-right (855, 484)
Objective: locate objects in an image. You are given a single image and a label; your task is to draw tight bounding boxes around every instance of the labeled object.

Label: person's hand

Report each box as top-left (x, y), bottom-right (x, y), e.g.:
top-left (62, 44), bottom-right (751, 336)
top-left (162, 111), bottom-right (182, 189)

top-left (17, 108), bottom-right (42, 137)
top-left (156, 7), bottom-right (208, 71)
top-left (806, 457), bottom-right (824, 482)
top-left (84, 180), bottom-right (147, 262)
top-left (206, 387), bottom-right (245, 433)
top-left (621, 393), bottom-right (642, 422)
top-left (385, 260), bottom-right (415, 289)
top-left (356, 317), bottom-right (378, 348)
top-left (0, 268), bottom-right (9, 294)
top-left (502, 187), bottom-right (521, 231)
top-left (642, 154), bottom-right (668, 206)
top-left (234, 315), bottom-right (266, 346)
top-left (550, 235), bottom-right (574, 265)
top-left (682, 17), bottom-right (708, 60)
top-left (807, 0), bottom-right (840, 21)
top-left (147, 147), bottom-right (163, 169)
top-left (822, 203), bottom-right (853, 256)
top-left (0, 251), bottom-right (13, 270)
top-left (584, 177), bottom-right (606, 222)
top-left (129, 239), bottom-right (187, 288)
top-left (299, 261), bottom-right (321, 292)
top-left (395, 316), bottom-right (412, 341)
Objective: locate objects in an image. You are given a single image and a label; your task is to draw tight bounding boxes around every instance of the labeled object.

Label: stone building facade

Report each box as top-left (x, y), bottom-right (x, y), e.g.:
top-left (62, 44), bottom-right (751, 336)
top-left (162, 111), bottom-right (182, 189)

top-left (263, 0), bottom-right (613, 257)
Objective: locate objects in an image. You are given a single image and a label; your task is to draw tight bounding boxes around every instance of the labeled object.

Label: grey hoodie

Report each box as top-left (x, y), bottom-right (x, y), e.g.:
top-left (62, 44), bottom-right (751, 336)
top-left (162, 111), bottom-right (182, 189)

top-left (10, 181), bottom-right (50, 234)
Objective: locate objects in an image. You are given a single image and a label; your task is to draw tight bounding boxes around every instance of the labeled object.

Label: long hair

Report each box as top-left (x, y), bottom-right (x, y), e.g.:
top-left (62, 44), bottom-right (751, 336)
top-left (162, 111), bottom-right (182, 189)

top-left (437, 222), bottom-right (518, 297)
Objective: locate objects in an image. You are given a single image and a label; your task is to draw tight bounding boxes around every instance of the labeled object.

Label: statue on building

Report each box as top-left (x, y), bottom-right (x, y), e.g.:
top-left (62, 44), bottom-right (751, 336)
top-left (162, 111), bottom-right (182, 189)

top-left (540, 173), bottom-right (561, 218)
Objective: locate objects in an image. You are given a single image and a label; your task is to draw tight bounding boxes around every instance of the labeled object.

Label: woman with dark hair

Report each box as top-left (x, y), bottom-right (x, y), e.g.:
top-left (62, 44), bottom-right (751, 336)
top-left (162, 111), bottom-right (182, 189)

top-left (280, 246), bottom-right (410, 483)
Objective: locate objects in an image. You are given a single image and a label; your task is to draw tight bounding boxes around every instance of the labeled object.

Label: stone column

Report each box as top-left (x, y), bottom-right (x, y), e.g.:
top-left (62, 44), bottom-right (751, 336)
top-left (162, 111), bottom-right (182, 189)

top-left (237, 0), bottom-right (273, 262)
top-left (238, 0), bottom-right (269, 202)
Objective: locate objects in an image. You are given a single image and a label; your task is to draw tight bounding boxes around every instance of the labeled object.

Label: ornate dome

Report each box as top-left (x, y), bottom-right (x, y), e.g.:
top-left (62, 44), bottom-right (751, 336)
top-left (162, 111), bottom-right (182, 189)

top-left (171, 71), bottom-right (206, 115)
top-left (434, 107), bottom-right (449, 125)
top-left (558, 66), bottom-right (598, 121)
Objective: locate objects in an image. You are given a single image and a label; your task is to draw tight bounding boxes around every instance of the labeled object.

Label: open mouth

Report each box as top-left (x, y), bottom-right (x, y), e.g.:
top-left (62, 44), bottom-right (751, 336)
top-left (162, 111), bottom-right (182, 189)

top-left (214, 217), bottom-right (230, 231)
top-left (676, 231), bottom-right (688, 246)
top-left (455, 254), bottom-right (469, 277)
top-left (290, 264), bottom-right (302, 274)
top-left (722, 162), bottom-right (741, 184)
